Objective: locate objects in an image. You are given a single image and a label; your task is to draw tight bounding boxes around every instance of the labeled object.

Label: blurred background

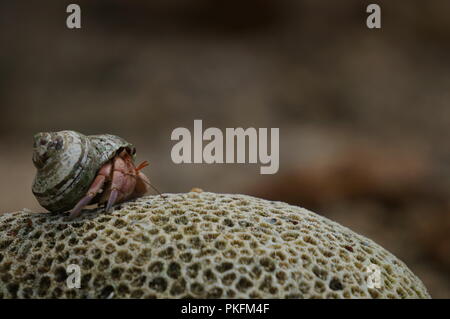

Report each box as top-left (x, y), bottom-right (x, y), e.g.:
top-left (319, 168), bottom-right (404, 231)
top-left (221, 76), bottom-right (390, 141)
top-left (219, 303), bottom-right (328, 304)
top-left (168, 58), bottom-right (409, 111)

top-left (0, 0), bottom-right (449, 297)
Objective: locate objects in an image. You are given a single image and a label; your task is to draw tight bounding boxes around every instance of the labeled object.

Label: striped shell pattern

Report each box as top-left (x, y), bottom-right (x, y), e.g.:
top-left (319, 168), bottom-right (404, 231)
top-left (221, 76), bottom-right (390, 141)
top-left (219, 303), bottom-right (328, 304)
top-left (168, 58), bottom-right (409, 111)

top-left (32, 130), bottom-right (135, 212)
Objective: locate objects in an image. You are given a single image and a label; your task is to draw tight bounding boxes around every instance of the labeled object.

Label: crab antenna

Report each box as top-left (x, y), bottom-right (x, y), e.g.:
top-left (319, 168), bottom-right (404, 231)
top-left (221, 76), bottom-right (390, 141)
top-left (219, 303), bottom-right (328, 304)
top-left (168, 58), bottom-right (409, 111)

top-left (147, 180), bottom-right (165, 197)
top-left (136, 161), bottom-right (150, 171)
top-left (141, 178), bottom-right (168, 201)
top-left (134, 160), bottom-right (169, 201)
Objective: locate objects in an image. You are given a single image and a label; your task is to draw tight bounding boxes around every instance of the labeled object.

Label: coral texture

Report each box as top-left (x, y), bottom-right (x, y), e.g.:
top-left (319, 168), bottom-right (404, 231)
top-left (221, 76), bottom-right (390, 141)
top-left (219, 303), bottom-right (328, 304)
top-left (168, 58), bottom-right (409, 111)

top-left (0, 192), bottom-right (430, 298)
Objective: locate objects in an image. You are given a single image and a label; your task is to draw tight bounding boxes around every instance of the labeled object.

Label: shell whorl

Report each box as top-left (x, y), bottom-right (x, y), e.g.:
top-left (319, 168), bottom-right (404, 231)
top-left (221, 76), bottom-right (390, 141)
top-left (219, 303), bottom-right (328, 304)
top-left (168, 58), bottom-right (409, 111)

top-left (32, 130), bottom-right (134, 212)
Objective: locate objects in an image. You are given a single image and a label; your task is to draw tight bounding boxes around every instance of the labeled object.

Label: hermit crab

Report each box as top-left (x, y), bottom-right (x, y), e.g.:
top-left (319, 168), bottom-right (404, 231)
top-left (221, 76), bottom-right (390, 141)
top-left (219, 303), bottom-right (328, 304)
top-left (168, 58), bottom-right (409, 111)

top-left (32, 130), bottom-right (159, 219)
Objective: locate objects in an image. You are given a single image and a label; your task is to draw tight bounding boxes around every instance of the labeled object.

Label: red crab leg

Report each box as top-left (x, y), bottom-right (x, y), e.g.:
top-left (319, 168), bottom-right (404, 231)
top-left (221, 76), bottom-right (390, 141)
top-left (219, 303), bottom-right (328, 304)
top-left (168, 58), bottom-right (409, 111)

top-left (68, 162), bottom-right (112, 220)
top-left (105, 154), bottom-right (129, 212)
top-left (106, 188), bottom-right (119, 213)
top-left (69, 175), bottom-right (107, 220)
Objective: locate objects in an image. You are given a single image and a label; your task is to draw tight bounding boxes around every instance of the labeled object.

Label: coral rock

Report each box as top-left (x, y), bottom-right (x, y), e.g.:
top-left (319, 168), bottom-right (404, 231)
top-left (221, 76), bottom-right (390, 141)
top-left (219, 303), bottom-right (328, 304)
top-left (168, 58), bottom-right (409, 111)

top-left (0, 193), bottom-right (430, 298)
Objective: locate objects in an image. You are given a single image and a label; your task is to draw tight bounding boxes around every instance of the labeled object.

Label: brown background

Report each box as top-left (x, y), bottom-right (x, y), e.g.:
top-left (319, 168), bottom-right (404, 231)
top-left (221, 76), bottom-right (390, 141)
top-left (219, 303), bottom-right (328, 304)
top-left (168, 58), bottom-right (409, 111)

top-left (0, 1), bottom-right (449, 297)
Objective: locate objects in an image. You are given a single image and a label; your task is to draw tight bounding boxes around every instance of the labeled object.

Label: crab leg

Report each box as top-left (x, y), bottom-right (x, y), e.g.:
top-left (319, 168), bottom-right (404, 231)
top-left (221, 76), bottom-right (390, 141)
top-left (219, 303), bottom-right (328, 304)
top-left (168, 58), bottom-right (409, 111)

top-left (105, 153), bottom-right (130, 213)
top-left (68, 162), bottom-right (112, 220)
top-left (106, 188), bottom-right (119, 212)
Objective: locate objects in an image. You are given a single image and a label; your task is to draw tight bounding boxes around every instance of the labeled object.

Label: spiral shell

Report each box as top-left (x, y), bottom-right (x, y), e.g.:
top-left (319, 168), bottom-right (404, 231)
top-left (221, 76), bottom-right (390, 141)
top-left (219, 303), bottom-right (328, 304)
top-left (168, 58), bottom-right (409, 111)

top-left (32, 130), bottom-right (135, 212)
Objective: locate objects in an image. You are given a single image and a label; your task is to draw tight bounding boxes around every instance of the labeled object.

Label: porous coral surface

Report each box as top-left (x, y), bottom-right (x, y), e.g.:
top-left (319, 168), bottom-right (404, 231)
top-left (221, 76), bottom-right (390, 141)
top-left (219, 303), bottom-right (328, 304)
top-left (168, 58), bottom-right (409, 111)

top-left (0, 192), bottom-right (430, 298)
